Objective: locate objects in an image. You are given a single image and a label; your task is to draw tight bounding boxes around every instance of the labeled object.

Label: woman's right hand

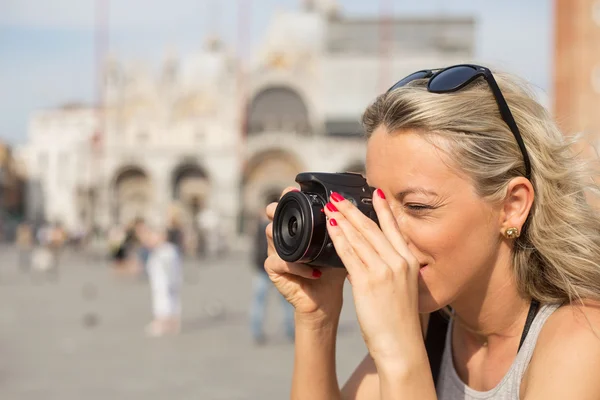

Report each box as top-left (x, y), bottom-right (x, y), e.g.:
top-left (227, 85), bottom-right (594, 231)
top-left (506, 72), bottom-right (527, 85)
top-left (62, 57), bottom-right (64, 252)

top-left (265, 187), bottom-right (348, 326)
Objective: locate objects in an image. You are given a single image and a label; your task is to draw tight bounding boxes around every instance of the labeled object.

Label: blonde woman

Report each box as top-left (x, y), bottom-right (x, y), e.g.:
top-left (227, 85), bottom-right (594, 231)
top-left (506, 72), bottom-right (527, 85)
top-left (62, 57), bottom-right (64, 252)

top-left (264, 65), bottom-right (600, 399)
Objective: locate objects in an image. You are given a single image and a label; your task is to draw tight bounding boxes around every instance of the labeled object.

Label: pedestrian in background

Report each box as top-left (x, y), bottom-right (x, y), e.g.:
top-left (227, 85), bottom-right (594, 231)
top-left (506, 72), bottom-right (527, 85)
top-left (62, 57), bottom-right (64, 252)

top-left (135, 222), bottom-right (182, 337)
top-left (15, 222), bottom-right (33, 273)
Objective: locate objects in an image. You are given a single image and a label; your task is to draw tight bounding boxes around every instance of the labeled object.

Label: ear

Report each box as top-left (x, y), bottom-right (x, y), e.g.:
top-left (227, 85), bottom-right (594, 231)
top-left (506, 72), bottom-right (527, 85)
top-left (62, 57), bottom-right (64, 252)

top-left (499, 177), bottom-right (534, 235)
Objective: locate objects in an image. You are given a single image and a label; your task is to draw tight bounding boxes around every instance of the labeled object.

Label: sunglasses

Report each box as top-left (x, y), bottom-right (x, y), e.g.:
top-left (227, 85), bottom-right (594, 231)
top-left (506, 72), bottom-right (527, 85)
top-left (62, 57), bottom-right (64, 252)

top-left (387, 64), bottom-right (531, 180)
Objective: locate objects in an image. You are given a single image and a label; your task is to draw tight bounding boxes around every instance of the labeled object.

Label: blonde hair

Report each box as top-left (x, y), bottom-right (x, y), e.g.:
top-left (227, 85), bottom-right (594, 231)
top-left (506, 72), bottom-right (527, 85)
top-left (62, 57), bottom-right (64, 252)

top-left (362, 70), bottom-right (600, 305)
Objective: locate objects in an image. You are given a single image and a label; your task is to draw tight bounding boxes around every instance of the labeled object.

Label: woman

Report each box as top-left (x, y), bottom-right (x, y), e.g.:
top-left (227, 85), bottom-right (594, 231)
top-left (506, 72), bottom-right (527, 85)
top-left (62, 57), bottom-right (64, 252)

top-left (264, 65), bottom-right (600, 399)
top-left (135, 222), bottom-right (182, 336)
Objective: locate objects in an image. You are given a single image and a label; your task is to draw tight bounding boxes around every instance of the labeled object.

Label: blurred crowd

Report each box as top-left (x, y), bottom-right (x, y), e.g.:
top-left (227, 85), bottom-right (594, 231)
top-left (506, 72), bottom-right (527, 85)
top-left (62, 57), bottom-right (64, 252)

top-left (7, 195), bottom-right (296, 344)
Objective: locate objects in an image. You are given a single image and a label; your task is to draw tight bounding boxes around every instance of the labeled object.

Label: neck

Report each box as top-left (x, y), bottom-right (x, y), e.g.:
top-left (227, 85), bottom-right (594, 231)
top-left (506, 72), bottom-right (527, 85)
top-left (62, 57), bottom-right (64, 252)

top-left (450, 248), bottom-right (532, 347)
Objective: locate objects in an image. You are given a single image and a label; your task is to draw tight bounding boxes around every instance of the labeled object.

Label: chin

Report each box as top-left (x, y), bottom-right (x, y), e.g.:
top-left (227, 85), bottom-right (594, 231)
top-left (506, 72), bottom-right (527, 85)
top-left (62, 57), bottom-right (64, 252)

top-left (418, 297), bottom-right (445, 314)
top-left (417, 273), bottom-right (449, 314)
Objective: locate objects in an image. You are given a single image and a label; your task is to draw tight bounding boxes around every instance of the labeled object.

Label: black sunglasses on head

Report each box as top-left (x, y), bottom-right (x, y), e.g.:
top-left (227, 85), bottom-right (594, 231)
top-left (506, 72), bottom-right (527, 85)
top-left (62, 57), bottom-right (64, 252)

top-left (387, 64), bottom-right (531, 180)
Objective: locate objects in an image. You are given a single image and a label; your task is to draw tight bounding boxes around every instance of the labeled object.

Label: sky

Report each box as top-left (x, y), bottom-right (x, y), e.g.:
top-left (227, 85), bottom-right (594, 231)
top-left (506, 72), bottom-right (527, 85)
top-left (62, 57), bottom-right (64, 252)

top-left (0, 0), bottom-right (553, 145)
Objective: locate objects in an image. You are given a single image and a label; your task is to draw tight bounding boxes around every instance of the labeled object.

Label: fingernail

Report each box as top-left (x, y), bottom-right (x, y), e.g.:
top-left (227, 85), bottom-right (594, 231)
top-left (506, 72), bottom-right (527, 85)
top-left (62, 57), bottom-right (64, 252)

top-left (331, 192), bottom-right (344, 202)
top-left (326, 202), bottom-right (338, 212)
top-left (291, 188), bottom-right (300, 192)
top-left (312, 269), bottom-right (322, 278)
top-left (376, 188), bottom-right (386, 199)
top-left (329, 218), bottom-right (337, 226)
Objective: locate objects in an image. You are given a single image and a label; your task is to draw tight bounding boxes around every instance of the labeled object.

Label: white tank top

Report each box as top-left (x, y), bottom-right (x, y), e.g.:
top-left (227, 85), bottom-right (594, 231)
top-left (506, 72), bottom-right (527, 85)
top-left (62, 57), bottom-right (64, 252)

top-left (436, 303), bottom-right (560, 399)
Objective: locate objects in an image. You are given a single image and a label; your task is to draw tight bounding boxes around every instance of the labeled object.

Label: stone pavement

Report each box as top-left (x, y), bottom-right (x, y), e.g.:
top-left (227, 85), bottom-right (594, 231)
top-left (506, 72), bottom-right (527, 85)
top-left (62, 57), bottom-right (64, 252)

top-left (0, 245), bottom-right (367, 400)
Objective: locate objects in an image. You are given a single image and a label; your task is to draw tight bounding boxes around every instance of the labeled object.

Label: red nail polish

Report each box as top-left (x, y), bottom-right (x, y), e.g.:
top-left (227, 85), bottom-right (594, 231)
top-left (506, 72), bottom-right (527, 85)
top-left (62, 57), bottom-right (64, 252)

top-left (329, 218), bottom-right (337, 226)
top-left (326, 202), bottom-right (338, 212)
top-left (376, 188), bottom-right (386, 199)
top-left (291, 188), bottom-right (300, 192)
top-left (331, 192), bottom-right (344, 202)
top-left (312, 269), bottom-right (322, 278)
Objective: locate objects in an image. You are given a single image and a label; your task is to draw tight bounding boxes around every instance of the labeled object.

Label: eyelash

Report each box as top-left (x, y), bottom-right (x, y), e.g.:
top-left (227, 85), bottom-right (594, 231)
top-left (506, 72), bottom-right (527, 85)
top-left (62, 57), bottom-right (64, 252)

top-left (405, 203), bottom-right (434, 214)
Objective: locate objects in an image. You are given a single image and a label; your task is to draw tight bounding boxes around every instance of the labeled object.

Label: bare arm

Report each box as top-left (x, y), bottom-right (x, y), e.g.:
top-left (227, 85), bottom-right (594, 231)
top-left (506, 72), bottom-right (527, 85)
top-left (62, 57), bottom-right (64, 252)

top-left (291, 318), bottom-right (342, 400)
top-left (341, 314), bottom-right (431, 400)
top-left (522, 304), bottom-right (600, 399)
top-left (341, 354), bottom-right (380, 399)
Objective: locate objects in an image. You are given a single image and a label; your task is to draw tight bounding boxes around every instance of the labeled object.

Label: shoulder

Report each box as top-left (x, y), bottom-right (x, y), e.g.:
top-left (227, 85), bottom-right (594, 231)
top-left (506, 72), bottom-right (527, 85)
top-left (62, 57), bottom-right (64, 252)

top-left (523, 300), bottom-right (600, 399)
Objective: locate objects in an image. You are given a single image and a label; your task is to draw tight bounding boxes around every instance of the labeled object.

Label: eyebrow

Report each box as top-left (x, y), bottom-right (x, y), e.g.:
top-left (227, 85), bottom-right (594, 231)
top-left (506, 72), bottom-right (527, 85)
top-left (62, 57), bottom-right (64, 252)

top-left (395, 187), bottom-right (439, 200)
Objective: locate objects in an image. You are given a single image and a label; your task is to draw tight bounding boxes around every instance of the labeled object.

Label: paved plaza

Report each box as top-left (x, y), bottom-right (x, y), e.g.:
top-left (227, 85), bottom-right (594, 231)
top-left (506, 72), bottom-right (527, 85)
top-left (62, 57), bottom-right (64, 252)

top-left (0, 245), bottom-right (367, 400)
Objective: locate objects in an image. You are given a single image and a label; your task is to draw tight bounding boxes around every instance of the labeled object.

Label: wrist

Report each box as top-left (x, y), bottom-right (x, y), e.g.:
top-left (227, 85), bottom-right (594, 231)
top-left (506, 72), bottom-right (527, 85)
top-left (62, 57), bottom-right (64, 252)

top-left (371, 338), bottom-right (429, 377)
top-left (375, 354), bottom-right (437, 400)
top-left (368, 325), bottom-right (428, 369)
top-left (295, 311), bottom-right (340, 332)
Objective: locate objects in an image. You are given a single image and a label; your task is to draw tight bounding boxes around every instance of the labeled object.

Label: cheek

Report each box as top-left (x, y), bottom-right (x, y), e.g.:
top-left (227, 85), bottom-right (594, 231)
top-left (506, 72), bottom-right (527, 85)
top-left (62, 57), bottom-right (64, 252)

top-left (401, 206), bottom-right (497, 274)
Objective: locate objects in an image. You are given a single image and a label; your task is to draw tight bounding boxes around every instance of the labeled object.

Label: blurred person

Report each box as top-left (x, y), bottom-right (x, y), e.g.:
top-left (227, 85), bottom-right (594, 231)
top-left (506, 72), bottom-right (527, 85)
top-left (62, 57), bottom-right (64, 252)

top-left (197, 207), bottom-right (220, 258)
top-left (15, 221), bottom-right (34, 272)
top-left (123, 219), bottom-right (141, 274)
top-left (110, 218), bottom-right (144, 276)
top-left (35, 221), bottom-right (51, 246)
top-left (130, 217), bottom-right (150, 280)
top-left (166, 213), bottom-right (185, 256)
top-left (31, 222), bottom-right (53, 275)
top-left (135, 221), bottom-right (182, 337)
top-left (47, 222), bottom-right (66, 279)
top-left (71, 222), bottom-right (87, 251)
top-left (264, 66), bottom-right (600, 398)
top-left (108, 225), bottom-right (127, 268)
top-left (250, 197), bottom-right (295, 345)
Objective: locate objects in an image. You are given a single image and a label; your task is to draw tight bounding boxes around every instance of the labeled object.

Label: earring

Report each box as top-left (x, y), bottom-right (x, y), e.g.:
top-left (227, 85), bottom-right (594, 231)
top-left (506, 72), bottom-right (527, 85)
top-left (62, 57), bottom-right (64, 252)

top-left (505, 227), bottom-right (520, 239)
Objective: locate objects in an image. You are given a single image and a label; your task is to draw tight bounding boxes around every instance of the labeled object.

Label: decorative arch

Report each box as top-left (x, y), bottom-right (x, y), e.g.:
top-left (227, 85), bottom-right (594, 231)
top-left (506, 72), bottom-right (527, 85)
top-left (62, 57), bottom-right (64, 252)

top-left (239, 149), bottom-right (304, 234)
top-left (246, 86), bottom-right (311, 135)
top-left (171, 162), bottom-right (210, 223)
top-left (111, 165), bottom-right (152, 226)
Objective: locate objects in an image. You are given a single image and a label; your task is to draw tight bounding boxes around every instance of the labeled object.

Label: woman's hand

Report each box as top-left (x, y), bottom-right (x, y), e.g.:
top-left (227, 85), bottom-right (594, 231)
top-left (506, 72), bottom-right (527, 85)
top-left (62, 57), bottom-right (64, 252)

top-left (265, 187), bottom-right (348, 327)
top-left (323, 189), bottom-right (423, 363)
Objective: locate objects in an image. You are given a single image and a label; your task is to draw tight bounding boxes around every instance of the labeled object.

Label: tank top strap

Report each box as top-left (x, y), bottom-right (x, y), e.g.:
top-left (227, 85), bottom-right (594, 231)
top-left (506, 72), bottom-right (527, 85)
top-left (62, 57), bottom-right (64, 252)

top-left (512, 303), bottom-right (561, 379)
top-left (437, 303), bottom-right (562, 400)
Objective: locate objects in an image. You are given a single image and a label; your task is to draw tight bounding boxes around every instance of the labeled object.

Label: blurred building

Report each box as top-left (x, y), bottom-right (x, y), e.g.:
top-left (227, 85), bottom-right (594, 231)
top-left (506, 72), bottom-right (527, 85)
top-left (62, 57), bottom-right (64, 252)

top-left (554, 0), bottom-right (600, 137)
top-left (22, 0), bottom-right (475, 239)
top-left (0, 140), bottom-right (27, 240)
top-left (22, 104), bottom-right (97, 229)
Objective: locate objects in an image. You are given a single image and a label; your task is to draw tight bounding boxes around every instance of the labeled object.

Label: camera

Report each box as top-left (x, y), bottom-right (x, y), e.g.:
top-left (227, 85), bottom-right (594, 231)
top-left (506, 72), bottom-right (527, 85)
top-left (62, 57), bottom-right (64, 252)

top-left (272, 172), bottom-right (378, 269)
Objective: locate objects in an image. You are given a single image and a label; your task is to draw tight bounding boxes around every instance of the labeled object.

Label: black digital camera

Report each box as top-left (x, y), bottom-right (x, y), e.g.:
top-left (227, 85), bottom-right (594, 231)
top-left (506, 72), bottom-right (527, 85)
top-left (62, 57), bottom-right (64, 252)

top-left (272, 172), bottom-right (378, 269)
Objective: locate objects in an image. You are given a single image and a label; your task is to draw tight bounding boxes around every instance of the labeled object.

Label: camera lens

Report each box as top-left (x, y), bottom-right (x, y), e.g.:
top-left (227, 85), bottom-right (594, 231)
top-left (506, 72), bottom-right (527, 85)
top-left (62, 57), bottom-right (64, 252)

top-left (273, 191), bottom-right (328, 263)
top-left (288, 217), bottom-right (298, 236)
top-left (278, 201), bottom-right (304, 253)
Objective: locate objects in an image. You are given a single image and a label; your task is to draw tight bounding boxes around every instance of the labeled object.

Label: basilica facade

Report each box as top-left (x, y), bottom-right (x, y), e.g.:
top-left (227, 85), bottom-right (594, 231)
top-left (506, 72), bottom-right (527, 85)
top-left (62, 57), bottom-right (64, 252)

top-left (22, 1), bottom-right (474, 242)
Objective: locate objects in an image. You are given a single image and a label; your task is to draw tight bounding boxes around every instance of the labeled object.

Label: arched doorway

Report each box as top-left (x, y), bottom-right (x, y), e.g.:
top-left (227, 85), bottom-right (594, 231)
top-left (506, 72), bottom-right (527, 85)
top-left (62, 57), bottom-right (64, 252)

top-left (240, 150), bottom-right (304, 234)
top-left (171, 163), bottom-right (210, 221)
top-left (112, 166), bottom-right (152, 226)
top-left (247, 86), bottom-right (311, 135)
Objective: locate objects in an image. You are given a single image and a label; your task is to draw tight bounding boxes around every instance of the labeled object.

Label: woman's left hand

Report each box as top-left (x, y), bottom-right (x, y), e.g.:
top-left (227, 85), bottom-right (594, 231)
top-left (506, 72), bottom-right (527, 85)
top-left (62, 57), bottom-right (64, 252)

top-left (324, 189), bottom-right (424, 365)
